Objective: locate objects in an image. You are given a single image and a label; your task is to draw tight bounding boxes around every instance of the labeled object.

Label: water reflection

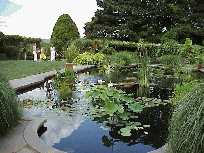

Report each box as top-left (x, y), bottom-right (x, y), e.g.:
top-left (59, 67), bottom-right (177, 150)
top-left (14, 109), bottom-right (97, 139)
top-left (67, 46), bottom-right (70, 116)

top-left (18, 69), bottom-right (174, 153)
top-left (18, 79), bottom-right (58, 102)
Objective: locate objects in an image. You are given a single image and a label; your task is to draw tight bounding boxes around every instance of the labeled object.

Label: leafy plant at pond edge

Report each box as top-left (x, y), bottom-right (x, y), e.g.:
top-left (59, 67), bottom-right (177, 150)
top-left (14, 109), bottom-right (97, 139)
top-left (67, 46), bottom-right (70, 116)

top-left (53, 68), bottom-right (76, 100)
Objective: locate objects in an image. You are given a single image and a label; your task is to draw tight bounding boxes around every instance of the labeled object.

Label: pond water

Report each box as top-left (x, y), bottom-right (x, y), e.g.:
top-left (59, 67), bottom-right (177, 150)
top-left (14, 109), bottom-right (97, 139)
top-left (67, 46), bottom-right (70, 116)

top-left (18, 68), bottom-right (173, 153)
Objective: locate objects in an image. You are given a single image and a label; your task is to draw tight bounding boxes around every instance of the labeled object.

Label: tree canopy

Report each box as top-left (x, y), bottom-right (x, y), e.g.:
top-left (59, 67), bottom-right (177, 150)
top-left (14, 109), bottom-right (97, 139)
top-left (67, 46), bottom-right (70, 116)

top-left (84, 0), bottom-right (204, 45)
top-left (0, 31), bottom-right (42, 60)
top-left (50, 14), bottom-right (80, 57)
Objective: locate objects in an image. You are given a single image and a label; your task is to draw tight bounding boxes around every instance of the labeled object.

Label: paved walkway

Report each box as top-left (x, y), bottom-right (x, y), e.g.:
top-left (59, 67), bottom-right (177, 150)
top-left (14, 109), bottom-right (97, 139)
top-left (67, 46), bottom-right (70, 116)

top-left (0, 65), bottom-right (96, 153)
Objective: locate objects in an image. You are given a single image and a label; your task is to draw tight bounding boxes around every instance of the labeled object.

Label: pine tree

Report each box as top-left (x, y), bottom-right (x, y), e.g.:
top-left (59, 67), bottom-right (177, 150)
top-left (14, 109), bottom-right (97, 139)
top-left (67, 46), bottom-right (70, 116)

top-left (51, 14), bottom-right (80, 57)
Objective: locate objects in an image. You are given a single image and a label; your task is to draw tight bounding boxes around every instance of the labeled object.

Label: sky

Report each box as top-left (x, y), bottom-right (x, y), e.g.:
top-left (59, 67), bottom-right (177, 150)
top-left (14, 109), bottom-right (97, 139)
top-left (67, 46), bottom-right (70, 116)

top-left (0, 0), bottom-right (100, 39)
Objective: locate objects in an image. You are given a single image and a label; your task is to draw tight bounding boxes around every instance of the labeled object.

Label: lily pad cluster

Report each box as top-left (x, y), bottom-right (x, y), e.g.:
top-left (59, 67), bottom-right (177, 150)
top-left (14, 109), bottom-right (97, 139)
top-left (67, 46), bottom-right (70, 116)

top-left (84, 85), bottom-right (148, 136)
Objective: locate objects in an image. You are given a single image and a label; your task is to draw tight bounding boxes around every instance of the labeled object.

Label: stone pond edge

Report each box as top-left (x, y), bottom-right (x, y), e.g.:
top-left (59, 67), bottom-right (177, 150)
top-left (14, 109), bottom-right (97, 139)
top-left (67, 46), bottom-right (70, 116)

top-left (24, 118), bottom-right (66, 153)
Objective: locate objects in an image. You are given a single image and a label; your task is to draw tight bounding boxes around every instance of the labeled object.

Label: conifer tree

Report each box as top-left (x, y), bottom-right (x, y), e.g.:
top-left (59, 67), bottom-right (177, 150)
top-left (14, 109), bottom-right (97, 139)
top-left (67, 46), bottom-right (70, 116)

top-left (51, 14), bottom-right (80, 57)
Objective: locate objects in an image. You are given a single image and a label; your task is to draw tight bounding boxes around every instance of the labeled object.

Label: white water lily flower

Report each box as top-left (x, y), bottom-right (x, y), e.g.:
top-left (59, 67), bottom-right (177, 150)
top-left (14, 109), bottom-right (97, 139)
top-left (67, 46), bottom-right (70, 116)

top-left (97, 79), bottom-right (105, 85)
top-left (108, 82), bottom-right (113, 87)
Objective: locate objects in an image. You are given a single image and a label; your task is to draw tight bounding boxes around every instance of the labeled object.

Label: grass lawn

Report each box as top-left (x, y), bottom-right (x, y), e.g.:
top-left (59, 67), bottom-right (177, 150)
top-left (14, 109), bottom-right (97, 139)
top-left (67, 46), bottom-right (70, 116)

top-left (0, 60), bottom-right (67, 80)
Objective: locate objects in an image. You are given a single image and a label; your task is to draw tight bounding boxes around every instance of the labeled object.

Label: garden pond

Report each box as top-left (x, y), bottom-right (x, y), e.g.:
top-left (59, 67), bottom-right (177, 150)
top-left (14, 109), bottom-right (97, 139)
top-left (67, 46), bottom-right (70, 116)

top-left (18, 67), bottom-right (201, 153)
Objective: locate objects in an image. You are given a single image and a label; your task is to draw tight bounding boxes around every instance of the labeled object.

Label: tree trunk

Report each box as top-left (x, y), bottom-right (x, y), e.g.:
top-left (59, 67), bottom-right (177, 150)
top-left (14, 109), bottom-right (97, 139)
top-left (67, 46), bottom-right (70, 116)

top-left (23, 51), bottom-right (27, 60)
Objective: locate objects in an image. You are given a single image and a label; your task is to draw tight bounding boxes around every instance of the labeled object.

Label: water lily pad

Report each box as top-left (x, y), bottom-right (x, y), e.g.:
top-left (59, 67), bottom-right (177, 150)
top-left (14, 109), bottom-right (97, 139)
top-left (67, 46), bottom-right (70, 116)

top-left (103, 103), bottom-right (120, 114)
top-left (117, 105), bottom-right (124, 113)
top-left (120, 127), bottom-right (132, 136)
top-left (112, 93), bottom-right (120, 99)
top-left (143, 125), bottom-right (150, 128)
top-left (128, 103), bottom-right (143, 112)
top-left (119, 112), bottom-right (130, 120)
top-left (116, 124), bottom-right (124, 127)
top-left (129, 116), bottom-right (138, 118)
top-left (120, 95), bottom-right (134, 103)
top-left (100, 126), bottom-right (111, 130)
top-left (92, 90), bottom-right (100, 98)
top-left (133, 126), bottom-right (144, 130)
top-left (100, 92), bottom-right (108, 100)
top-left (107, 90), bottom-right (114, 96)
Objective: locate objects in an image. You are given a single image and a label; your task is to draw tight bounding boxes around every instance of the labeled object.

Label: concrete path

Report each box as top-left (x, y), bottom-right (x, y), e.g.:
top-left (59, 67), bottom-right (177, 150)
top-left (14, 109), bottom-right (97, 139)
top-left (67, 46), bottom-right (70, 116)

top-left (1, 65), bottom-right (96, 153)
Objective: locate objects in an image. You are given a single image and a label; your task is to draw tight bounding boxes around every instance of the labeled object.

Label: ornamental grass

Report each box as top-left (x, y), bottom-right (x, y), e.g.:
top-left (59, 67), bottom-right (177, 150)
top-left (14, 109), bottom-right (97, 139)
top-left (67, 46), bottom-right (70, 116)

top-left (0, 72), bottom-right (23, 136)
top-left (167, 83), bottom-right (204, 153)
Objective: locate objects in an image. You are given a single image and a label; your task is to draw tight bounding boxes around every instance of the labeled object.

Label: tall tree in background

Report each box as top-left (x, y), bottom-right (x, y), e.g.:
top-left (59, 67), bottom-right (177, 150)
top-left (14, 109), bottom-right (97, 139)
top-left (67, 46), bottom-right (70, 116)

top-left (162, 0), bottom-right (204, 45)
top-left (84, 0), bottom-right (203, 44)
top-left (51, 14), bottom-right (80, 57)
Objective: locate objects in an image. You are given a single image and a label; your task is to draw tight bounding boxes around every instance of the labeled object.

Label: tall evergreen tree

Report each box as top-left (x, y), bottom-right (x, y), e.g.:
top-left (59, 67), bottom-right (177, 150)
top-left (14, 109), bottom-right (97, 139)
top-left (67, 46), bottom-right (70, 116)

top-left (51, 14), bottom-right (80, 57)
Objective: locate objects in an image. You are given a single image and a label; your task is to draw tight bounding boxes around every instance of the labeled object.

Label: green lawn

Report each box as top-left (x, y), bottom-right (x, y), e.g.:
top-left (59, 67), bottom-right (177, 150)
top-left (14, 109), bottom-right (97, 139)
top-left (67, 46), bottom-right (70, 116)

top-left (0, 60), bottom-right (67, 80)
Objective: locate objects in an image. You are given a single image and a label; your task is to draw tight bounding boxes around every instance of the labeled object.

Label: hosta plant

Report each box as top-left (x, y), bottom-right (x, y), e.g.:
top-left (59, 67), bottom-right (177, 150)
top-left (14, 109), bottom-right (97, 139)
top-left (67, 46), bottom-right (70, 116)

top-left (74, 52), bottom-right (105, 65)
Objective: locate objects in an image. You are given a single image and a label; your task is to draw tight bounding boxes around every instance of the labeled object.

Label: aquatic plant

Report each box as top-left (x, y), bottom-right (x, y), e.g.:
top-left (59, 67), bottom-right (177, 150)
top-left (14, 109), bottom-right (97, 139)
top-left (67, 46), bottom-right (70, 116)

top-left (168, 83), bottom-right (204, 153)
top-left (53, 68), bottom-right (76, 100)
top-left (136, 55), bottom-right (152, 87)
top-left (85, 85), bottom-right (145, 136)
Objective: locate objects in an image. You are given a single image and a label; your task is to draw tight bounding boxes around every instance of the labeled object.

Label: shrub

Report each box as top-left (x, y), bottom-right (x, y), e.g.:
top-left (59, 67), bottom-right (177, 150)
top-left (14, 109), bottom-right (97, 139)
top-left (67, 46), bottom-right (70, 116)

top-left (74, 52), bottom-right (105, 65)
top-left (110, 51), bottom-right (137, 67)
top-left (99, 46), bottom-right (116, 55)
top-left (158, 55), bottom-right (183, 66)
top-left (168, 82), bottom-right (204, 153)
top-left (0, 73), bottom-right (23, 136)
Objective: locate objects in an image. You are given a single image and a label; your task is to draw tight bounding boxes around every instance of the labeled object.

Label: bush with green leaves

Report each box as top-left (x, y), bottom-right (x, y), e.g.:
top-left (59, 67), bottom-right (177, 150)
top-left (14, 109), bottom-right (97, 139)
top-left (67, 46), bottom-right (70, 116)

top-left (99, 46), bottom-right (116, 55)
top-left (0, 73), bottom-right (23, 136)
top-left (74, 52), bottom-right (105, 65)
top-left (110, 51), bottom-right (137, 67)
top-left (168, 82), bottom-right (204, 153)
top-left (158, 55), bottom-right (183, 66)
